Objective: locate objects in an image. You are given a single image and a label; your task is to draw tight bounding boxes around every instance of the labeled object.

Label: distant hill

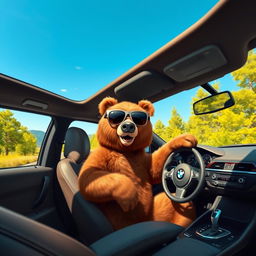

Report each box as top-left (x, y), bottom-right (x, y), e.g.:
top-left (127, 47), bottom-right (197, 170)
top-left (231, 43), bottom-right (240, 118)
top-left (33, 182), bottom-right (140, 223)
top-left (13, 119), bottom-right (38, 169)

top-left (30, 130), bottom-right (45, 147)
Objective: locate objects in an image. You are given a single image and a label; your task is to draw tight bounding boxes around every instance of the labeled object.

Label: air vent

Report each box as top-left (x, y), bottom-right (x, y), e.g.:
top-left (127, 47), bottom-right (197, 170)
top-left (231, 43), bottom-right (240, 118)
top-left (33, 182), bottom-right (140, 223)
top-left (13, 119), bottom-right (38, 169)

top-left (209, 162), bottom-right (225, 169)
top-left (209, 162), bottom-right (256, 172)
top-left (235, 163), bottom-right (256, 172)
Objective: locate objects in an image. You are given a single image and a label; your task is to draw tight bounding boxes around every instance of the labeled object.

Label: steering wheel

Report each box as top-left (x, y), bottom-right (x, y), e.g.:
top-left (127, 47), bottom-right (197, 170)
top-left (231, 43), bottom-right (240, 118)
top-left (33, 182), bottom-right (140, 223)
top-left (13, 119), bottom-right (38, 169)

top-left (162, 148), bottom-right (205, 203)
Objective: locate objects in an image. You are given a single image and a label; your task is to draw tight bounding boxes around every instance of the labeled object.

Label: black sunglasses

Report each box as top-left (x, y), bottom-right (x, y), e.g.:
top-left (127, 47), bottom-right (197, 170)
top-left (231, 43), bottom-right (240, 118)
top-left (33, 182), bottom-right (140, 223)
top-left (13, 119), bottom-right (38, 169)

top-left (104, 110), bottom-right (149, 126)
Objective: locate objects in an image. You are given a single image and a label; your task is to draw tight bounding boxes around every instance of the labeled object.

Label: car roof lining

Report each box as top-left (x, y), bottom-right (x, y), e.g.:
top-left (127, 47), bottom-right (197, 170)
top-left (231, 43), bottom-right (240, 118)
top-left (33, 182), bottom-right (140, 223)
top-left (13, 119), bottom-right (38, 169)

top-left (114, 71), bottom-right (175, 102)
top-left (0, 0), bottom-right (255, 122)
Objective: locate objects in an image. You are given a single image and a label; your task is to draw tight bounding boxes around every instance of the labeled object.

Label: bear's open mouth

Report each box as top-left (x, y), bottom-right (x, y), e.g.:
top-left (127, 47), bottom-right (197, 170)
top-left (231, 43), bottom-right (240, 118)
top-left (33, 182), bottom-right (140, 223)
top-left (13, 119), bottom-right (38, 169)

top-left (119, 135), bottom-right (135, 146)
top-left (121, 135), bottom-right (133, 141)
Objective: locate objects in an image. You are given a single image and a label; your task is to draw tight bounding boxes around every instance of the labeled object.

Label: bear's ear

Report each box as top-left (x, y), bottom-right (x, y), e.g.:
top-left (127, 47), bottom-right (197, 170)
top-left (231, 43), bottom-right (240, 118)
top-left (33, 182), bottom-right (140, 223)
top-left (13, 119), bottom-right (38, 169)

top-left (98, 97), bottom-right (118, 115)
top-left (138, 100), bottom-right (154, 116)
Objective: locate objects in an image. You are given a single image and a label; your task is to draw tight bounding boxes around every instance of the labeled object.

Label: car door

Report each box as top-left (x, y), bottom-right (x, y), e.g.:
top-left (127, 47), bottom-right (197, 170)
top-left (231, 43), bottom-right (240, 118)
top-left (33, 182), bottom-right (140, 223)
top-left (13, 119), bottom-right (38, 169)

top-left (0, 108), bottom-right (67, 232)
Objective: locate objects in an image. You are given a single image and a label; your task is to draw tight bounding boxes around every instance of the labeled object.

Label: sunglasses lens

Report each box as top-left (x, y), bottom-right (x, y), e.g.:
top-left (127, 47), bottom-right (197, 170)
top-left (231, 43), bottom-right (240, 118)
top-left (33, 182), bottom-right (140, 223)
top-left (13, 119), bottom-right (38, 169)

top-left (108, 111), bottom-right (125, 125)
top-left (131, 111), bottom-right (148, 125)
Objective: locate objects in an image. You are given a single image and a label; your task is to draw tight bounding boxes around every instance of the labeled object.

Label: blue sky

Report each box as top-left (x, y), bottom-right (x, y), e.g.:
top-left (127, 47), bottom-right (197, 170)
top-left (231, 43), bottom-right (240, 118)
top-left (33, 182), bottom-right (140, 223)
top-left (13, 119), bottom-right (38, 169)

top-left (1, 0), bottom-right (239, 134)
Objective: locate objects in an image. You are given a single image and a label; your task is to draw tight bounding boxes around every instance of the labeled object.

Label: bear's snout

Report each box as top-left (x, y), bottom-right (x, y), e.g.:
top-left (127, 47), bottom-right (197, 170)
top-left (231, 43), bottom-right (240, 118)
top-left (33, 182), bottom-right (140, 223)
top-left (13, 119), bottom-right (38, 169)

top-left (121, 121), bottom-right (135, 133)
top-left (117, 120), bottom-right (138, 146)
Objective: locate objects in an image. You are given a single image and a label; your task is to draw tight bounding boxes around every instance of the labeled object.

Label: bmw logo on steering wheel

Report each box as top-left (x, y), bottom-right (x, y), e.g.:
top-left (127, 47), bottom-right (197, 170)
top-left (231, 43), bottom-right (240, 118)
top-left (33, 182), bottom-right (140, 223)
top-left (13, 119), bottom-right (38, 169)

top-left (177, 169), bottom-right (185, 179)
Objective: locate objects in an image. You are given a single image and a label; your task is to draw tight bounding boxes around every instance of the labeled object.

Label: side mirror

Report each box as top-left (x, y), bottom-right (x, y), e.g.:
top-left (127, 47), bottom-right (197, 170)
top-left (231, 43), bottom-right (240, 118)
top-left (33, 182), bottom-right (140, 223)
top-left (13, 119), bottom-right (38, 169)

top-left (193, 91), bottom-right (235, 115)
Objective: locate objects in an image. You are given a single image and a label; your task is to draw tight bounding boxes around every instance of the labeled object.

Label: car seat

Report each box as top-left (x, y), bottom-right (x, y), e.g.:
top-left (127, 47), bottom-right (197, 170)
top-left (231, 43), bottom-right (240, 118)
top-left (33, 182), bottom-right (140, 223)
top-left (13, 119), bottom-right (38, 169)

top-left (57, 127), bottom-right (114, 245)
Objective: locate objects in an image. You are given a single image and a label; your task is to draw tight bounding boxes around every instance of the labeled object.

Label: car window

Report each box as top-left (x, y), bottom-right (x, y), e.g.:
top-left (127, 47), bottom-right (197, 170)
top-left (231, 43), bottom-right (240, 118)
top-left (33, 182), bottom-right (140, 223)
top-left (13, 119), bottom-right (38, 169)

top-left (0, 108), bottom-right (51, 168)
top-left (153, 50), bottom-right (256, 146)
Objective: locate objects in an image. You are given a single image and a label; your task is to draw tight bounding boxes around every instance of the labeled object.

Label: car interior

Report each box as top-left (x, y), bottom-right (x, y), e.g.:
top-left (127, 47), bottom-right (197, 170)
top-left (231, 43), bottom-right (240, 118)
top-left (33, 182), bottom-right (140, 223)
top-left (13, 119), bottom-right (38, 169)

top-left (0, 0), bottom-right (256, 255)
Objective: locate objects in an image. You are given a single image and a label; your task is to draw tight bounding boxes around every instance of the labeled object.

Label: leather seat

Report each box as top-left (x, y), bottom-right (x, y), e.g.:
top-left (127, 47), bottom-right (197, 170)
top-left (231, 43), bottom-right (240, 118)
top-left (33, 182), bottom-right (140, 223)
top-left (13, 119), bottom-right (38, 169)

top-left (0, 206), bottom-right (184, 256)
top-left (57, 127), bottom-right (114, 245)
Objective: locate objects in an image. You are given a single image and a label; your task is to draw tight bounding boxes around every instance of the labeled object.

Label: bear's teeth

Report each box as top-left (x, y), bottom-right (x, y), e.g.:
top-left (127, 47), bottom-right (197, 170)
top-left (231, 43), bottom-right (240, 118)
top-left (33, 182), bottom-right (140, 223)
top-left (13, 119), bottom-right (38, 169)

top-left (121, 135), bottom-right (133, 141)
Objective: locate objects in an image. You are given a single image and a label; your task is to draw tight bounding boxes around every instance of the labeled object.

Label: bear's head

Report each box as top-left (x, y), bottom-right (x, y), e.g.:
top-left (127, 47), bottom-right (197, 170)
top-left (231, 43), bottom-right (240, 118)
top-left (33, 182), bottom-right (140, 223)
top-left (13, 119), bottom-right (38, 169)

top-left (97, 97), bottom-right (154, 152)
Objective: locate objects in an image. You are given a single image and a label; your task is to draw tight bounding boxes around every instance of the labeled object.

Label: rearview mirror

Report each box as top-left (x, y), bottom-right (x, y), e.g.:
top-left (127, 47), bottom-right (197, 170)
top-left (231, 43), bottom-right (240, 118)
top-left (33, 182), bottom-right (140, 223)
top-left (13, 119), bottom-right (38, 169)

top-left (193, 91), bottom-right (235, 115)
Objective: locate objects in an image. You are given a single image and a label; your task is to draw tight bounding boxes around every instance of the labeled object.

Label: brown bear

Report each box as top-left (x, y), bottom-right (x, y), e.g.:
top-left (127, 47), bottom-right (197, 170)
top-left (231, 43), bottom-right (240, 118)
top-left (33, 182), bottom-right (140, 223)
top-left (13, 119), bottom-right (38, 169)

top-left (78, 97), bottom-right (197, 230)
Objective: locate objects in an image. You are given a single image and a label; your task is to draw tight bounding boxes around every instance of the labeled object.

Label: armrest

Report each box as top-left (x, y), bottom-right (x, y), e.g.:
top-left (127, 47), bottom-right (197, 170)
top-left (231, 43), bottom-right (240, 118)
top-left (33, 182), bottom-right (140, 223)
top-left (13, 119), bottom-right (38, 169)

top-left (0, 207), bottom-right (95, 256)
top-left (153, 238), bottom-right (220, 256)
top-left (90, 221), bottom-right (183, 256)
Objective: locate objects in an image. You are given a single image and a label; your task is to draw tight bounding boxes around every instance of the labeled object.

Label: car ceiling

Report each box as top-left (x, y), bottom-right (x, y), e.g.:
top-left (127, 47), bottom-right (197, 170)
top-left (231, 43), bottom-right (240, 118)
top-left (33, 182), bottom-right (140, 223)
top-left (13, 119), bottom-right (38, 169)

top-left (1, 0), bottom-right (256, 122)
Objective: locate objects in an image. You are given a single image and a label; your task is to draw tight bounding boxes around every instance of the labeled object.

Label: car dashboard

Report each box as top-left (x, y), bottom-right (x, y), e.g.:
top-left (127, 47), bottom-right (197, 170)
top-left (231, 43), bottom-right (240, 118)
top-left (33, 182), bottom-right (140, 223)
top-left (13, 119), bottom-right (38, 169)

top-left (170, 144), bottom-right (256, 197)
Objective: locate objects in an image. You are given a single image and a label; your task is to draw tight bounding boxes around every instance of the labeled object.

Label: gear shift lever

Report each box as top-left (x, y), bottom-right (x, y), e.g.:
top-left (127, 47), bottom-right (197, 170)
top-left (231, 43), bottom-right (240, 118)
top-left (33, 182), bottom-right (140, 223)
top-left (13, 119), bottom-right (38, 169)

top-left (196, 208), bottom-right (231, 239)
top-left (211, 209), bottom-right (221, 232)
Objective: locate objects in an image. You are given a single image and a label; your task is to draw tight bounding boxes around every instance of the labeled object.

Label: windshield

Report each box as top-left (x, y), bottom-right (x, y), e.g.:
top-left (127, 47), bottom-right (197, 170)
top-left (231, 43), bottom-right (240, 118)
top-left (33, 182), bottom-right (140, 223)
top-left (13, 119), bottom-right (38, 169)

top-left (0, 0), bottom-right (217, 100)
top-left (153, 51), bottom-right (256, 147)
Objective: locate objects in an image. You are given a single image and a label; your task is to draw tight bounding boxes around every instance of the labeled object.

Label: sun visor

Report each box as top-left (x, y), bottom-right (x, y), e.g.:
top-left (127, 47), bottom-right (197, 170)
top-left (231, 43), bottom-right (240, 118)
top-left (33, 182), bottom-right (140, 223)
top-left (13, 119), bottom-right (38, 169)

top-left (164, 45), bottom-right (227, 82)
top-left (114, 71), bottom-right (174, 102)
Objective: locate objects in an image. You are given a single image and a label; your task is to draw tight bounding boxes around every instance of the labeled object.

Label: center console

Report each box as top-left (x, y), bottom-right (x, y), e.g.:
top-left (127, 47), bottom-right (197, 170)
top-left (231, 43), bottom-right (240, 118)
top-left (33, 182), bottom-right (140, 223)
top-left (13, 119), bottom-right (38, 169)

top-left (181, 210), bottom-right (241, 250)
top-left (154, 195), bottom-right (256, 256)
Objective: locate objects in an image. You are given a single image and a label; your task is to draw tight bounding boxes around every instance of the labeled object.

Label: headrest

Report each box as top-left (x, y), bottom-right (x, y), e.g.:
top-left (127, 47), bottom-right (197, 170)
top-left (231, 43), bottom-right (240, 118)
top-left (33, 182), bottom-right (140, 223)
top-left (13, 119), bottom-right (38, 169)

top-left (64, 127), bottom-right (90, 164)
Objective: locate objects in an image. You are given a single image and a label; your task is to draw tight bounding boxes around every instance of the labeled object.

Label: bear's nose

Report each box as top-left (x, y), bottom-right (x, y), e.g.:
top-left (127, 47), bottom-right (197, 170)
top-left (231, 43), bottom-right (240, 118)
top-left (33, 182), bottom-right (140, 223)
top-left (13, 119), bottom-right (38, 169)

top-left (121, 122), bottom-right (135, 133)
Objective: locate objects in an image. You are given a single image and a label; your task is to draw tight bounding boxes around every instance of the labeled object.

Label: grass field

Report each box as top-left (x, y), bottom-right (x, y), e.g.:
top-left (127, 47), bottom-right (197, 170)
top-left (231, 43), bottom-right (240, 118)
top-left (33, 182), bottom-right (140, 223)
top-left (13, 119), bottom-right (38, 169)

top-left (0, 154), bottom-right (38, 168)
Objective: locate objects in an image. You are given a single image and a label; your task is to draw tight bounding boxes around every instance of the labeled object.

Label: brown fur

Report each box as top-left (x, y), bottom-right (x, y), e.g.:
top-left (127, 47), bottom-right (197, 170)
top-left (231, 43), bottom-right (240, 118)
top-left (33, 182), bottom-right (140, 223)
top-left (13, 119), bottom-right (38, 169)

top-left (78, 97), bottom-right (197, 230)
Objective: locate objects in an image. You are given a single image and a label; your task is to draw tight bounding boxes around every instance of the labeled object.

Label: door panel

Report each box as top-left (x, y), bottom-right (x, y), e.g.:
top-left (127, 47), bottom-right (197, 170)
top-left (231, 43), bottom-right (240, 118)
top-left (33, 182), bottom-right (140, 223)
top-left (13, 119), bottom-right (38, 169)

top-left (0, 166), bottom-right (64, 231)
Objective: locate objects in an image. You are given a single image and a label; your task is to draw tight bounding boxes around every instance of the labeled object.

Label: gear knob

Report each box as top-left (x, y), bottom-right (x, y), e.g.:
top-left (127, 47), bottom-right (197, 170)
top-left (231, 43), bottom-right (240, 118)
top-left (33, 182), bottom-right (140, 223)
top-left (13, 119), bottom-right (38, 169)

top-left (211, 209), bottom-right (221, 231)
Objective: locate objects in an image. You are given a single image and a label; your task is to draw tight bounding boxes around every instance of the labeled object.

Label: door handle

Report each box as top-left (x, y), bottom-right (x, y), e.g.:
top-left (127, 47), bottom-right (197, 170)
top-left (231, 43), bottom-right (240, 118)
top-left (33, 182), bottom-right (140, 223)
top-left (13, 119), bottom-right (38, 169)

top-left (33, 176), bottom-right (50, 209)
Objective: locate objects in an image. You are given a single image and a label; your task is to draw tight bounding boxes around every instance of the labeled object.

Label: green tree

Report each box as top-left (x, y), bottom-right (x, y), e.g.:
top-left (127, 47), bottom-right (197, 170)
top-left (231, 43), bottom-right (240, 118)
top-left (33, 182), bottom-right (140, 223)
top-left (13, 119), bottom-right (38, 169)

top-left (153, 120), bottom-right (169, 141)
top-left (165, 108), bottom-right (185, 139)
top-left (90, 134), bottom-right (99, 150)
top-left (187, 113), bottom-right (215, 145)
top-left (154, 108), bottom-right (186, 141)
top-left (0, 110), bottom-right (23, 155)
top-left (231, 50), bottom-right (256, 92)
top-left (230, 88), bottom-right (255, 116)
top-left (16, 129), bottom-right (37, 155)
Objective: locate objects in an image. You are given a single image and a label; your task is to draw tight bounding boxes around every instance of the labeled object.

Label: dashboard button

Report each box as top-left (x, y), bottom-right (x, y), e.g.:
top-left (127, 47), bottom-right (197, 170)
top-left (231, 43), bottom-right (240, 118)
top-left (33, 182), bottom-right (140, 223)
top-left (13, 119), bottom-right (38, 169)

top-left (238, 177), bottom-right (245, 184)
top-left (184, 232), bottom-right (193, 238)
top-left (217, 181), bottom-right (226, 187)
top-left (212, 174), bottom-right (217, 180)
top-left (211, 180), bottom-right (218, 186)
